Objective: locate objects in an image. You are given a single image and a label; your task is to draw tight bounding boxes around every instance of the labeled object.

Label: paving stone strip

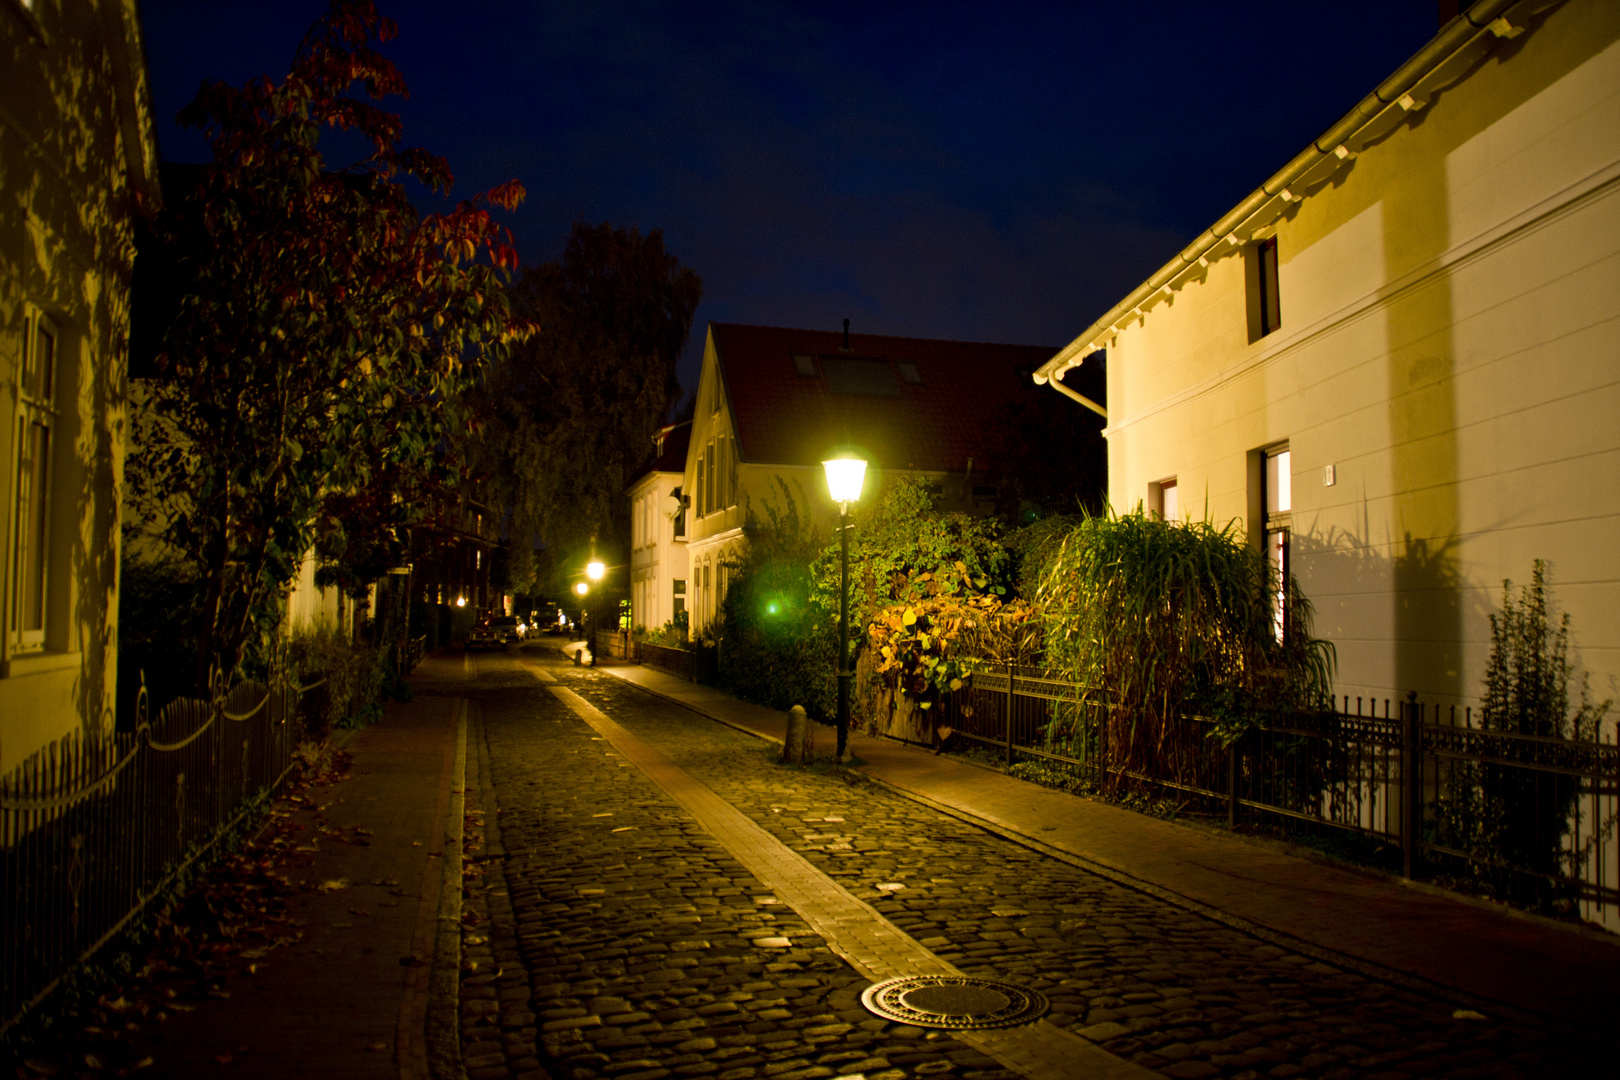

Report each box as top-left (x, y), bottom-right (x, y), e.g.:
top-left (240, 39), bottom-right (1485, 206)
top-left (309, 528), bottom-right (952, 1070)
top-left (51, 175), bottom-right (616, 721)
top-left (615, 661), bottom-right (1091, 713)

top-left (541, 678), bottom-right (1155, 1080)
top-left (547, 662), bottom-right (1611, 1080)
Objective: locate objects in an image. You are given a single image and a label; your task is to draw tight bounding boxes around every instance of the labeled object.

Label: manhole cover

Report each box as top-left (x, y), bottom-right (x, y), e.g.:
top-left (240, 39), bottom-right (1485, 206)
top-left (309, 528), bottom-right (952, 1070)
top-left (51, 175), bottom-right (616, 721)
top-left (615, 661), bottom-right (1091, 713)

top-left (860, 975), bottom-right (1049, 1030)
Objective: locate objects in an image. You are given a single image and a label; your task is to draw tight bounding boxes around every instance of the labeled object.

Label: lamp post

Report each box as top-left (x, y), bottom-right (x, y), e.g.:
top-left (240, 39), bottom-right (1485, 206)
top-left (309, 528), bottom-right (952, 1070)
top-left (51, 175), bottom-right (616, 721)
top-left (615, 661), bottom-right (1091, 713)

top-left (822, 453), bottom-right (867, 762)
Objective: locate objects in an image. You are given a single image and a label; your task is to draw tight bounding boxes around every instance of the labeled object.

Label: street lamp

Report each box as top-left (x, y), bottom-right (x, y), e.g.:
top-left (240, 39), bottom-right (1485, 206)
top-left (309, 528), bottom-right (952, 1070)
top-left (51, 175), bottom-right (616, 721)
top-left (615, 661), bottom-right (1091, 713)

top-left (822, 453), bottom-right (867, 762)
top-left (574, 582), bottom-right (589, 596)
top-left (586, 560), bottom-right (605, 582)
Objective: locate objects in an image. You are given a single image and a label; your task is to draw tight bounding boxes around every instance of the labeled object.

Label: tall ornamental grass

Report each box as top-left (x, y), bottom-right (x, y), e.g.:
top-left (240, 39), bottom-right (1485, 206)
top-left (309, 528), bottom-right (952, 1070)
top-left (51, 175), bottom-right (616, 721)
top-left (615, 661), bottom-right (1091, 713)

top-left (1039, 510), bottom-right (1334, 787)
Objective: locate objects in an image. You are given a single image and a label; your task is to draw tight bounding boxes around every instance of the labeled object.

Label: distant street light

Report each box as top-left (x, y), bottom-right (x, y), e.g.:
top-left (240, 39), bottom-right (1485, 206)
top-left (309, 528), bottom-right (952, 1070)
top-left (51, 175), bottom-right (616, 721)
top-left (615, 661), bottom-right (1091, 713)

top-left (822, 453), bottom-right (868, 762)
top-left (455, 596), bottom-right (467, 608)
top-left (574, 582), bottom-right (589, 596)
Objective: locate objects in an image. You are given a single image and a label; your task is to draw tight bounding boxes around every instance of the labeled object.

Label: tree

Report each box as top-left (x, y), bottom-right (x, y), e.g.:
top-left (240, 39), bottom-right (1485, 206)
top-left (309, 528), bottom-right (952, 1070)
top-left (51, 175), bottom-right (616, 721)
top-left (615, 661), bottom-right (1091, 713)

top-left (469, 223), bottom-right (701, 595)
top-left (129, 0), bottom-right (527, 688)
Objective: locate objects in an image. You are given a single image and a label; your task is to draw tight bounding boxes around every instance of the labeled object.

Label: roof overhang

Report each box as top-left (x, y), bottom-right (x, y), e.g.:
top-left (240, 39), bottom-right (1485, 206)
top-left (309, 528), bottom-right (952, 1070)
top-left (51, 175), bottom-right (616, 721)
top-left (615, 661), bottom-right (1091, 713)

top-left (1034, 0), bottom-right (1530, 393)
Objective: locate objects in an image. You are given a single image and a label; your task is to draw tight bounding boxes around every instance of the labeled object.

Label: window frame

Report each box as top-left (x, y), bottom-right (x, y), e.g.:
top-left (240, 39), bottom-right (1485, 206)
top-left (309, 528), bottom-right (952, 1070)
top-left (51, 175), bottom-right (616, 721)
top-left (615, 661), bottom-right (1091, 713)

top-left (1246, 236), bottom-right (1282, 343)
top-left (11, 309), bottom-right (58, 651)
top-left (1260, 442), bottom-right (1292, 640)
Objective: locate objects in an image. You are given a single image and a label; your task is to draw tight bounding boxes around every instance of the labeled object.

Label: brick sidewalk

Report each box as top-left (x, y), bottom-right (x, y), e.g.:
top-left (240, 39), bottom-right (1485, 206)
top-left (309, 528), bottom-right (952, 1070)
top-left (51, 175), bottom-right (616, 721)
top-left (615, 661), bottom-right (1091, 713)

top-left (127, 658), bottom-right (467, 1079)
top-left (588, 654), bottom-right (1620, 1038)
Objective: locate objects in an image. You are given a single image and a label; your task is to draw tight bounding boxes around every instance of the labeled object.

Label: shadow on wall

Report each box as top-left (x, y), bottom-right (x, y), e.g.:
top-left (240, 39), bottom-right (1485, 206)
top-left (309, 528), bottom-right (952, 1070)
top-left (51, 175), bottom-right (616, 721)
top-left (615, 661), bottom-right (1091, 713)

top-left (1294, 524), bottom-right (1491, 717)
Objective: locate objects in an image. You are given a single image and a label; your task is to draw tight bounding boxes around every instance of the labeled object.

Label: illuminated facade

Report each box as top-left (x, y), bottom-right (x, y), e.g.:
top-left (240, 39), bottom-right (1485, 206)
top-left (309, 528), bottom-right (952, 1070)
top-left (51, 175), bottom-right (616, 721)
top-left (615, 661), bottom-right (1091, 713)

top-left (1037, 0), bottom-right (1620, 713)
top-left (1, 0), bottom-right (159, 771)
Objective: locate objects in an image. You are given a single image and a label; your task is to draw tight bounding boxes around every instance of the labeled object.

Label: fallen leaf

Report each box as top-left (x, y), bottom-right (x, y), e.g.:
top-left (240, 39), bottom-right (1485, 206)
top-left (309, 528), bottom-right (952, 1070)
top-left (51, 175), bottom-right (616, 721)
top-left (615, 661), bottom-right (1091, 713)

top-left (214, 1052), bottom-right (233, 1065)
top-left (366, 1042), bottom-right (388, 1052)
top-left (318, 879), bottom-right (349, 892)
top-left (1453, 1009), bottom-right (1487, 1020)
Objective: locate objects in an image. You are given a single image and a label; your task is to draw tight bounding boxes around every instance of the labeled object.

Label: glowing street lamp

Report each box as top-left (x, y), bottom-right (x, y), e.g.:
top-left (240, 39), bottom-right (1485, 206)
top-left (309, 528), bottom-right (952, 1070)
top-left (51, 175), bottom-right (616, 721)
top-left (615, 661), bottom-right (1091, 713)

top-left (822, 452), bottom-right (868, 761)
top-left (455, 596), bottom-right (467, 608)
top-left (574, 581), bottom-right (589, 596)
top-left (586, 560), bottom-right (605, 582)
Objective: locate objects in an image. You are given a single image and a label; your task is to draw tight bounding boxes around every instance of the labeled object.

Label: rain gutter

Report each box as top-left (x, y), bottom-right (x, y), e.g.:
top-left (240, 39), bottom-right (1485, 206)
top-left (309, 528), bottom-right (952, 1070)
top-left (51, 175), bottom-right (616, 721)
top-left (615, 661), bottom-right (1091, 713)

top-left (1033, 0), bottom-right (1534, 403)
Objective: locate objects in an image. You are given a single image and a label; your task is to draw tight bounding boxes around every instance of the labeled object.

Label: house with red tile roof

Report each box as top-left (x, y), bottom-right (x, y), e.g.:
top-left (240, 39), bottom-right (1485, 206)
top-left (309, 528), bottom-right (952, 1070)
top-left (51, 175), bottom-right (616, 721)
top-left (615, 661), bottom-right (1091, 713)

top-left (680, 321), bottom-right (1066, 638)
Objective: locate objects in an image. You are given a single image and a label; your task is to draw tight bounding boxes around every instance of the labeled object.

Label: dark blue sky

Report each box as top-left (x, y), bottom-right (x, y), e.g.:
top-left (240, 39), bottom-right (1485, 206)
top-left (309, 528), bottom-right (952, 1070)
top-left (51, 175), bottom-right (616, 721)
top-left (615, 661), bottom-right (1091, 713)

top-left (139, 1), bottom-right (1439, 394)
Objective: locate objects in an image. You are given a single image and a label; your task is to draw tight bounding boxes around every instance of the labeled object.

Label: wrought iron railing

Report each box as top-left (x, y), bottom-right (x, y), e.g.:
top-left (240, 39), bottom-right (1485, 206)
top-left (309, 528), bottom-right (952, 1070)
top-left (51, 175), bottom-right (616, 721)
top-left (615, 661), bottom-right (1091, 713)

top-left (0, 675), bottom-right (325, 1034)
top-left (935, 666), bottom-right (1619, 926)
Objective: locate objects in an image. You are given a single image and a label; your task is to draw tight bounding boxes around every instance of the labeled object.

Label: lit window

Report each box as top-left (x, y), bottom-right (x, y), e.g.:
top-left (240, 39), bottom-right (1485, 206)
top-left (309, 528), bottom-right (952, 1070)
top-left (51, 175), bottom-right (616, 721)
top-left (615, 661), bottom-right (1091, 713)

top-left (11, 312), bottom-right (57, 649)
top-left (1246, 236), bottom-right (1281, 342)
top-left (1263, 444), bottom-right (1291, 640)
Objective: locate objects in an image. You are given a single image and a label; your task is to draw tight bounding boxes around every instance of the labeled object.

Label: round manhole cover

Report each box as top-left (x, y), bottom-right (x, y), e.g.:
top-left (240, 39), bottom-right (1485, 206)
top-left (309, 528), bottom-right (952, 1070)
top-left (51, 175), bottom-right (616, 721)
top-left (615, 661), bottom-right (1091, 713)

top-left (860, 975), bottom-right (1049, 1030)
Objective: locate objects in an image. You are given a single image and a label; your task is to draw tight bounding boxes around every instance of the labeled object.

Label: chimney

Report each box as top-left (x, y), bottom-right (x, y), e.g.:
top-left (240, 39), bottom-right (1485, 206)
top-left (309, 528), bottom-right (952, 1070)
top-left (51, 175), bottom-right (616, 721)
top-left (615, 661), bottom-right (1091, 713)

top-left (842, 318), bottom-right (850, 351)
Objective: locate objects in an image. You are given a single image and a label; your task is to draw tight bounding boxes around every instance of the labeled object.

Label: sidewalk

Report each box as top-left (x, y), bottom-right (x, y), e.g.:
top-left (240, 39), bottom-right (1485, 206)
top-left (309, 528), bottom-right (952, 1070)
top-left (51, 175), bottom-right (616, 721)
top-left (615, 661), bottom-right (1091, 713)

top-left (587, 652), bottom-right (1620, 1038)
top-left (127, 653), bottom-right (468, 1079)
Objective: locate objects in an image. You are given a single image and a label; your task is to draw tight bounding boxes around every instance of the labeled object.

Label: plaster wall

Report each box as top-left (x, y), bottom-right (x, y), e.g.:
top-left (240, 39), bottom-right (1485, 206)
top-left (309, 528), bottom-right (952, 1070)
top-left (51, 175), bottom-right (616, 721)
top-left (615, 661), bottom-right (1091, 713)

top-left (1102, 4), bottom-right (1620, 715)
top-left (1, 0), bottom-right (154, 773)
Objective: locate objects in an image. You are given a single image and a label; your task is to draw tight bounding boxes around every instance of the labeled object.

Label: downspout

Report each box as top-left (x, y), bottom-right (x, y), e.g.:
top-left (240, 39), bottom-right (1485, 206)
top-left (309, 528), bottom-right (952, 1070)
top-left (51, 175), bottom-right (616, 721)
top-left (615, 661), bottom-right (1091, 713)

top-left (1033, 0), bottom-right (1529, 393)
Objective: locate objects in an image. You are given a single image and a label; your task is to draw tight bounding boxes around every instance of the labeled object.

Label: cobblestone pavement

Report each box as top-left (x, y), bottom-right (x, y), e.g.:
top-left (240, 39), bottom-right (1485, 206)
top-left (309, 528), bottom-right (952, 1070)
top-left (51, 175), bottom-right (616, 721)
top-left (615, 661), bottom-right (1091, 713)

top-left (445, 650), bottom-right (1610, 1080)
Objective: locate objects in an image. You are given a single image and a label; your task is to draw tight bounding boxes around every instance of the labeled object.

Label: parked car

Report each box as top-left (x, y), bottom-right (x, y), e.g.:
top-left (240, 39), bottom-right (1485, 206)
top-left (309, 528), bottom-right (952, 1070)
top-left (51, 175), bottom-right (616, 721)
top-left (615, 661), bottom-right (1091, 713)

top-left (466, 617), bottom-right (503, 650)
top-left (468, 615), bottom-right (523, 650)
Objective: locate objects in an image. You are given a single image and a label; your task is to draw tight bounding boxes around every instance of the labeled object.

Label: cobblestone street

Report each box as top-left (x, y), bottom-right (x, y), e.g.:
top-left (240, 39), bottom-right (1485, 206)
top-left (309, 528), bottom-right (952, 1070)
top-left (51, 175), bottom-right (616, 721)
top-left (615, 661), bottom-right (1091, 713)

top-left (433, 648), bottom-right (1610, 1080)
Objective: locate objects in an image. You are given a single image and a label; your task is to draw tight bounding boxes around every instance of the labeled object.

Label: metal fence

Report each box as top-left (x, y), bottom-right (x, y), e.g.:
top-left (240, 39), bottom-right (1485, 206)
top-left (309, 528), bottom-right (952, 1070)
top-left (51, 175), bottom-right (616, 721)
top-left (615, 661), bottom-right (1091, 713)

top-left (0, 676), bottom-right (323, 1034)
top-left (937, 665), bottom-right (1620, 925)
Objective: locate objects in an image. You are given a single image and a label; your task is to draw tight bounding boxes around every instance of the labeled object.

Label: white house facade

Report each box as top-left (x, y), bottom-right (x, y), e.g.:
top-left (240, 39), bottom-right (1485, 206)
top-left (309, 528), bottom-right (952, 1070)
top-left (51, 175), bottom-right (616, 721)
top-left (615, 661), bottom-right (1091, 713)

top-left (1035, 0), bottom-right (1620, 716)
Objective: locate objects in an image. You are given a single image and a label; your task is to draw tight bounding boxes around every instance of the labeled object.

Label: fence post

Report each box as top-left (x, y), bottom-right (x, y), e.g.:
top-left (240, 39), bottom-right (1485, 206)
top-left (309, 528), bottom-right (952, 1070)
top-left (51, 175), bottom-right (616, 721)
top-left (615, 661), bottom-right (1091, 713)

top-left (1227, 736), bottom-right (1239, 829)
top-left (1401, 692), bottom-right (1418, 879)
top-left (1005, 661), bottom-right (1015, 767)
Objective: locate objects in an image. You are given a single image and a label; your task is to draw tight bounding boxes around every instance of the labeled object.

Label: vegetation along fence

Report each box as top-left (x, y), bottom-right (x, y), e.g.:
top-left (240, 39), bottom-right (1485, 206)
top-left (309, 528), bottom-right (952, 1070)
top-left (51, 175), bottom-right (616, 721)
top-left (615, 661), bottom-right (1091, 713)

top-left (939, 664), bottom-right (1620, 927)
top-left (0, 676), bottom-right (324, 1034)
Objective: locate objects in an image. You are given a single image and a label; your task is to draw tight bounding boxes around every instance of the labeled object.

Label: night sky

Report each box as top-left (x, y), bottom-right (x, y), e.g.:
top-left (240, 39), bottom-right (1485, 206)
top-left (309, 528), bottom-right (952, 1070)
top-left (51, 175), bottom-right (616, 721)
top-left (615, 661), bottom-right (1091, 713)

top-left (138, 1), bottom-right (1440, 395)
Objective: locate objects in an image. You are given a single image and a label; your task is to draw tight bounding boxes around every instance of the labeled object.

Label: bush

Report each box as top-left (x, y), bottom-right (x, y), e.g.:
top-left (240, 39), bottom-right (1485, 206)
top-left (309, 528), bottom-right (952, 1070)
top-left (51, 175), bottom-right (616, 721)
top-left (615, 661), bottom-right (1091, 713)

top-left (284, 622), bottom-right (386, 738)
top-left (717, 480), bottom-right (836, 720)
top-left (1436, 561), bottom-right (1611, 911)
top-left (117, 551), bottom-right (205, 727)
top-left (1038, 508), bottom-right (1334, 787)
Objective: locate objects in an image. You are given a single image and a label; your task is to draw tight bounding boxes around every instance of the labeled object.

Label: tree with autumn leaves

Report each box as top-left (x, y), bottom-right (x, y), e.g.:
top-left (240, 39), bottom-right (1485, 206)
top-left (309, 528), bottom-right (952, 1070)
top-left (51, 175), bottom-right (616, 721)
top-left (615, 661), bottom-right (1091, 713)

top-left (129, 1), bottom-right (528, 688)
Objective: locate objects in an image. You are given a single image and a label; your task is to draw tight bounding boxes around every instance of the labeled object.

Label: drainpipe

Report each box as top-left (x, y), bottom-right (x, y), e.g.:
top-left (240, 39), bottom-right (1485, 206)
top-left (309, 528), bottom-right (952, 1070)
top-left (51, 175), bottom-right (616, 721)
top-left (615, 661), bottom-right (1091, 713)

top-left (1033, 0), bottom-right (1526, 393)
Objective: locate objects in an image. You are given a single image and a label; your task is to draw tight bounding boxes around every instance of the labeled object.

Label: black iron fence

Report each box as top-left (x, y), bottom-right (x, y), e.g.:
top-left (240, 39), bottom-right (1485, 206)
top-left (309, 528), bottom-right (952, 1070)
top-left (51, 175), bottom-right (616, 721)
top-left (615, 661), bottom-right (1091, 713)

top-left (938, 665), bottom-right (1619, 925)
top-left (0, 676), bottom-right (323, 1034)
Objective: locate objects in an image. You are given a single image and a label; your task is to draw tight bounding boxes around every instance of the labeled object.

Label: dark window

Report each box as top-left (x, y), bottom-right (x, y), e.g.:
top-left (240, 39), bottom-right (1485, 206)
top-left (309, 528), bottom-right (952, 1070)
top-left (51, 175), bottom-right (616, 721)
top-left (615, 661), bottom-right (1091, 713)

top-left (1246, 236), bottom-right (1282, 342)
top-left (896, 361), bottom-right (922, 385)
top-left (792, 353), bottom-right (817, 377)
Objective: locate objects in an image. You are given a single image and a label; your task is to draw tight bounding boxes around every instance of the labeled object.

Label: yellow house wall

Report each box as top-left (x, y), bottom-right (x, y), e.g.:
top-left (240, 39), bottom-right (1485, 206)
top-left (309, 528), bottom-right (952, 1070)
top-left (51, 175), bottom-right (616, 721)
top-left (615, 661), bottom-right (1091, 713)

top-left (1103, 3), bottom-right (1620, 713)
top-left (1, 0), bottom-right (154, 773)
top-left (628, 468), bottom-right (688, 632)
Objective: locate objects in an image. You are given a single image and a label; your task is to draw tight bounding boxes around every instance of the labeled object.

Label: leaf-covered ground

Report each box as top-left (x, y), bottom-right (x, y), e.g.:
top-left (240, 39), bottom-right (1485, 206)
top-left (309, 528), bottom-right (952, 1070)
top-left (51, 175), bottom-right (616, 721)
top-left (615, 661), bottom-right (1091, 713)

top-left (6, 746), bottom-right (355, 1078)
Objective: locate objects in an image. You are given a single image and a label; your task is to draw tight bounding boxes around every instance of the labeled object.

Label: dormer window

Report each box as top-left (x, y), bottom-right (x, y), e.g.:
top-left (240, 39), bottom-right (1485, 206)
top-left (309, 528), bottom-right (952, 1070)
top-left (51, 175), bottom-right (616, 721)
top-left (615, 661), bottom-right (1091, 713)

top-left (792, 353), bottom-right (817, 377)
top-left (896, 362), bottom-right (922, 385)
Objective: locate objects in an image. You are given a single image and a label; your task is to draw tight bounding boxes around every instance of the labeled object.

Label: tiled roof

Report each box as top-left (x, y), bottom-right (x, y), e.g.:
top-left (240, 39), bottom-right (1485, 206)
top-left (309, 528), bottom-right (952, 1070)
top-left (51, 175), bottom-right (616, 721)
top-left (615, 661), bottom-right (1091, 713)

top-left (713, 323), bottom-right (1058, 473)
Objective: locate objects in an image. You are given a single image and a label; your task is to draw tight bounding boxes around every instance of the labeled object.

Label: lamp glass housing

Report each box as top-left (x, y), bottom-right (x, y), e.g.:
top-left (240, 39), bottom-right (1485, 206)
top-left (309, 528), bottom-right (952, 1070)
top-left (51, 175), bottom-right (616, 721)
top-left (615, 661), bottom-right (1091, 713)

top-left (586, 560), bottom-right (605, 581)
top-left (822, 456), bottom-right (868, 506)
top-left (574, 582), bottom-right (589, 596)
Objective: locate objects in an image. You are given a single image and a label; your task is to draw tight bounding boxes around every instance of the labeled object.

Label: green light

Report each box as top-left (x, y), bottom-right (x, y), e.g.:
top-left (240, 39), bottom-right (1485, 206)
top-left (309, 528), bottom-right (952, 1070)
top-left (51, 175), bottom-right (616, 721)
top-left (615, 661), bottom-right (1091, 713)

top-left (766, 600), bottom-right (780, 616)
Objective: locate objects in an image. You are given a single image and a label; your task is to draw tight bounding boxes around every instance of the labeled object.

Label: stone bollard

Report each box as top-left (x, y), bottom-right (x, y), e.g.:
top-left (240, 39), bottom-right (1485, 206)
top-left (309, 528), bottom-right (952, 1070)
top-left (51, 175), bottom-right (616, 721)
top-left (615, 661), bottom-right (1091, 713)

top-left (783, 705), bottom-right (808, 764)
top-left (572, 647), bottom-right (583, 666)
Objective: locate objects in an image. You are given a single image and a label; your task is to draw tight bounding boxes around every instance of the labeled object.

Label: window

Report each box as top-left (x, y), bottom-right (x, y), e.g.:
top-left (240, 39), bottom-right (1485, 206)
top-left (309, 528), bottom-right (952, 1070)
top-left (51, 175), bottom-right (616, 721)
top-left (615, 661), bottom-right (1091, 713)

top-left (11, 312), bottom-right (57, 650)
top-left (1246, 236), bottom-right (1281, 342)
top-left (673, 578), bottom-right (686, 619)
top-left (1262, 444), bottom-right (1291, 640)
top-left (896, 361), bottom-right (922, 385)
top-left (792, 353), bottom-right (817, 377)
top-left (694, 453), bottom-right (705, 519)
top-left (671, 486), bottom-right (686, 539)
top-left (705, 439), bottom-right (716, 515)
top-left (1149, 478), bottom-right (1178, 522)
